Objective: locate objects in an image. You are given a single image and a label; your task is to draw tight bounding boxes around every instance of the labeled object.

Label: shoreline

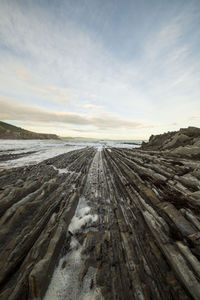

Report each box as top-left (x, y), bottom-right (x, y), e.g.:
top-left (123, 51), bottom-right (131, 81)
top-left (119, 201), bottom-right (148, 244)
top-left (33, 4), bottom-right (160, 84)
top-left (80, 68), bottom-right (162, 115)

top-left (0, 146), bottom-right (200, 299)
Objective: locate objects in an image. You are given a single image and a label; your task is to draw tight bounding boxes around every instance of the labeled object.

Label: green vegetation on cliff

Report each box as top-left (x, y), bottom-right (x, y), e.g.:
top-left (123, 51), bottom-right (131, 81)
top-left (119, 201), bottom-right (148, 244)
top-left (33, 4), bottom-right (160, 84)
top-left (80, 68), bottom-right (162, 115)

top-left (0, 121), bottom-right (59, 139)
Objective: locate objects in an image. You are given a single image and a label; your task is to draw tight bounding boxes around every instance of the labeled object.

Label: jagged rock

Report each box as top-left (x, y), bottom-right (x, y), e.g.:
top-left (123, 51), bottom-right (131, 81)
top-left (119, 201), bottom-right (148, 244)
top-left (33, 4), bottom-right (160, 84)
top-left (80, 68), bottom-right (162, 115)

top-left (170, 144), bottom-right (200, 159)
top-left (141, 127), bottom-right (200, 159)
top-left (163, 133), bottom-right (190, 149)
top-left (0, 145), bottom-right (200, 299)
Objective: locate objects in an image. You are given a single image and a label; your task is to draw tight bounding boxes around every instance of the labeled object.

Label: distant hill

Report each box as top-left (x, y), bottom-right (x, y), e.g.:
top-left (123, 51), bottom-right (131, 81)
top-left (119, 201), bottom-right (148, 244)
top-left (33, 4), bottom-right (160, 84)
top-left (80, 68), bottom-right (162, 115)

top-left (0, 121), bottom-right (59, 140)
top-left (61, 136), bottom-right (99, 142)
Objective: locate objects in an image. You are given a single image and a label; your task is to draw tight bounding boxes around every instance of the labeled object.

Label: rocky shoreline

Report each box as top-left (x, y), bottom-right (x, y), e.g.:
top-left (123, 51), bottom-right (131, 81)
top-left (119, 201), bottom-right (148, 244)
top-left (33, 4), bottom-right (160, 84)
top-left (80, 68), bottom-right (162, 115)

top-left (141, 126), bottom-right (200, 159)
top-left (0, 128), bottom-right (200, 299)
top-left (0, 150), bottom-right (38, 162)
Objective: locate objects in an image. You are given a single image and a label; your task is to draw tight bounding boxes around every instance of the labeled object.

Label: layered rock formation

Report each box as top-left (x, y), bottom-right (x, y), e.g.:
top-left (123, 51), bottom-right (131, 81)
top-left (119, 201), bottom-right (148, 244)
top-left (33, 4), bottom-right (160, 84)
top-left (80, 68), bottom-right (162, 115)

top-left (141, 127), bottom-right (200, 159)
top-left (0, 144), bottom-right (200, 299)
top-left (0, 121), bottom-right (59, 139)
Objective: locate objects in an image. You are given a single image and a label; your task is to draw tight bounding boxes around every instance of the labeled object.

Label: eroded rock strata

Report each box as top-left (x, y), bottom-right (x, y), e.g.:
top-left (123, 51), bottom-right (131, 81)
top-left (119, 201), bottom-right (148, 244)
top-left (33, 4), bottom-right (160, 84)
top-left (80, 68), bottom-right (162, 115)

top-left (0, 146), bottom-right (200, 299)
top-left (141, 126), bottom-right (200, 159)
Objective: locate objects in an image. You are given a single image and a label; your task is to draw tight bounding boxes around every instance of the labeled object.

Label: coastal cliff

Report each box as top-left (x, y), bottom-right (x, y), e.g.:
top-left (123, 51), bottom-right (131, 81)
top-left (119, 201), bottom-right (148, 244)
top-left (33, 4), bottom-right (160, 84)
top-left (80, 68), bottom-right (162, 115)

top-left (0, 121), bottom-right (59, 140)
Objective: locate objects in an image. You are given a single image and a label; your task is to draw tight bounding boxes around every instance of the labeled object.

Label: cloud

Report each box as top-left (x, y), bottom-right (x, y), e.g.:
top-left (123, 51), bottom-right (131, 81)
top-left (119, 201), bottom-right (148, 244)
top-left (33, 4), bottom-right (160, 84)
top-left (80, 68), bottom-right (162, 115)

top-left (0, 63), bottom-right (75, 104)
top-left (82, 104), bottom-right (104, 111)
top-left (30, 86), bottom-right (76, 104)
top-left (169, 115), bottom-right (200, 127)
top-left (0, 95), bottom-right (153, 130)
top-left (0, 96), bottom-right (89, 125)
top-left (15, 66), bottom-right (34, 83)
top-left (0, 0), bottom-right (199, 138)
top-left (187, 115), bottom-right (200, 121)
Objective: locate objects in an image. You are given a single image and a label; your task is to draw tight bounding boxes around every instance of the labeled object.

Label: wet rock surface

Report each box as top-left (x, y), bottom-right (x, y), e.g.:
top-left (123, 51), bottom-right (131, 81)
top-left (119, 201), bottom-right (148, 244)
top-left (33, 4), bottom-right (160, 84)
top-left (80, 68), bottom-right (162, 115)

top-left (0, 151), bottom-right (38, 162)
top-left (0, 145), bottom-right (200, 299)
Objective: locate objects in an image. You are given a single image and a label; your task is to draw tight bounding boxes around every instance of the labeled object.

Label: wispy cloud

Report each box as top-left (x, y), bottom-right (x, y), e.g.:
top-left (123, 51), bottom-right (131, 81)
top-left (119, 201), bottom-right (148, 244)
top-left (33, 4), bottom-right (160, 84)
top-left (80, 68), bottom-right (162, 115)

top-left (0, 0), bottom-right (199, 138)
top-left (0, 95), bottom-right (154, 130)
top-left (30, 86), bottom-right (76, 104)
top-left (81, 103), bottom-right (104, 111)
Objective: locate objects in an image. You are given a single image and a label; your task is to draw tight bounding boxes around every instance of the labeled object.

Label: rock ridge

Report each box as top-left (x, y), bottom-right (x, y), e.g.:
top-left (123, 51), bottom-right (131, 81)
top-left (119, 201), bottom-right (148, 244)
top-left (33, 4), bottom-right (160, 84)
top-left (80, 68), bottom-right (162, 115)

top-left (0, 145), bottom-right (199, 299)
top-left (141, 126), bottom-right (200, 159)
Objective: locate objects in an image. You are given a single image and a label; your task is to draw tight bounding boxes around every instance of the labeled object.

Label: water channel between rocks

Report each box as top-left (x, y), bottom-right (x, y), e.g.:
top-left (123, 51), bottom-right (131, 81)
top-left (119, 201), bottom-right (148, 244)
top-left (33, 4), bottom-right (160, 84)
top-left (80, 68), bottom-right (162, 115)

top-left (44, 151), bottom-right (104, 300)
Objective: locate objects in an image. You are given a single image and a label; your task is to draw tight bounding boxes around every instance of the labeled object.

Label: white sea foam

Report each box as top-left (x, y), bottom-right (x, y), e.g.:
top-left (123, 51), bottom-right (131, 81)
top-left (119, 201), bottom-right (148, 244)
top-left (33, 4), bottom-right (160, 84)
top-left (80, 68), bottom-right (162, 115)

top-left (0, 140), bottom-right (84, 168)
top-left (44, 195), bottom-right (101, 300)
top-left (0, 139), bottom-right (141, 169)
top-left (44, 239), bottom-right (103, 300)
top-left (69, 203), bottom-right (98, 235)
top-left (69, 214), bottom-right (98, 235)
top-left (44, 236), bottom-right (83, 300)
top-left (52, 165), bottom-right (69, 174)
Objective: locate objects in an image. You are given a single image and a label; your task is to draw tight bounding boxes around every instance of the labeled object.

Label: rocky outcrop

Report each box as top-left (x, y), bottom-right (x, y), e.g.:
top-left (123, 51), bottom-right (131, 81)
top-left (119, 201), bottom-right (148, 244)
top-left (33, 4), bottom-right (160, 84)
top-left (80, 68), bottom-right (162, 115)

top-left (0, 146), bottom-right (200, 299)
top-left (0, 121), bottom-right (59, 139)
top-left (141, 127), bottom-right (200, 159)
top-left (0, 148), bottom-right (95, 299)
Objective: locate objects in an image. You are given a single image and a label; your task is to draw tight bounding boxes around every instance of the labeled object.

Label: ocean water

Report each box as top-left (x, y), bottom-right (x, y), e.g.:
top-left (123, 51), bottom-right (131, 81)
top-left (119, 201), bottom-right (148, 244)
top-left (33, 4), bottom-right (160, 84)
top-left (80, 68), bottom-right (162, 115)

top-left (0, 139), bottom-right (142, 169)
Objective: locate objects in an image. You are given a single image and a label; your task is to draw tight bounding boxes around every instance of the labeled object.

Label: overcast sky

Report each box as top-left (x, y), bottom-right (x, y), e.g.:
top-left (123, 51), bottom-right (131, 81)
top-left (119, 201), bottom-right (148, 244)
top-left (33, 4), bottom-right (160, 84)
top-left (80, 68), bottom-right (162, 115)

top-left (0, 0), bottom-right (200, 139)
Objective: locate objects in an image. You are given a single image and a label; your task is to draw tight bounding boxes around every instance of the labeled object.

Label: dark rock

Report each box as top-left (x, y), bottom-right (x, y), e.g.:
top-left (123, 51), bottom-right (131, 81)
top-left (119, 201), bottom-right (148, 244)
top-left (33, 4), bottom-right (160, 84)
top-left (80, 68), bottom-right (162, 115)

top-left (0, 146), bottom-right (200, 299)
top-left (141, 127), bottom-right (200, 160)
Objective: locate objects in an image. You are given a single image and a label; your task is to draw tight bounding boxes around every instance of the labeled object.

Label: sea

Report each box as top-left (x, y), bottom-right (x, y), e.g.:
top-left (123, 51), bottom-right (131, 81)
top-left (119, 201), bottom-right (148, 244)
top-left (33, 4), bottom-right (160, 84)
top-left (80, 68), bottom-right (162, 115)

top-left (0, 139), bottom-right (143, 169)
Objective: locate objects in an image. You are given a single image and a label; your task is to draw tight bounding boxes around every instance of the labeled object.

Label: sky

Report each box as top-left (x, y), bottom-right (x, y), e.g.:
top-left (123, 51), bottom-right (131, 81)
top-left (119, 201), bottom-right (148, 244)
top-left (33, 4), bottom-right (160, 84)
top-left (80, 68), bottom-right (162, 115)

top-left (0, 0), bottom-right (200, 139)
